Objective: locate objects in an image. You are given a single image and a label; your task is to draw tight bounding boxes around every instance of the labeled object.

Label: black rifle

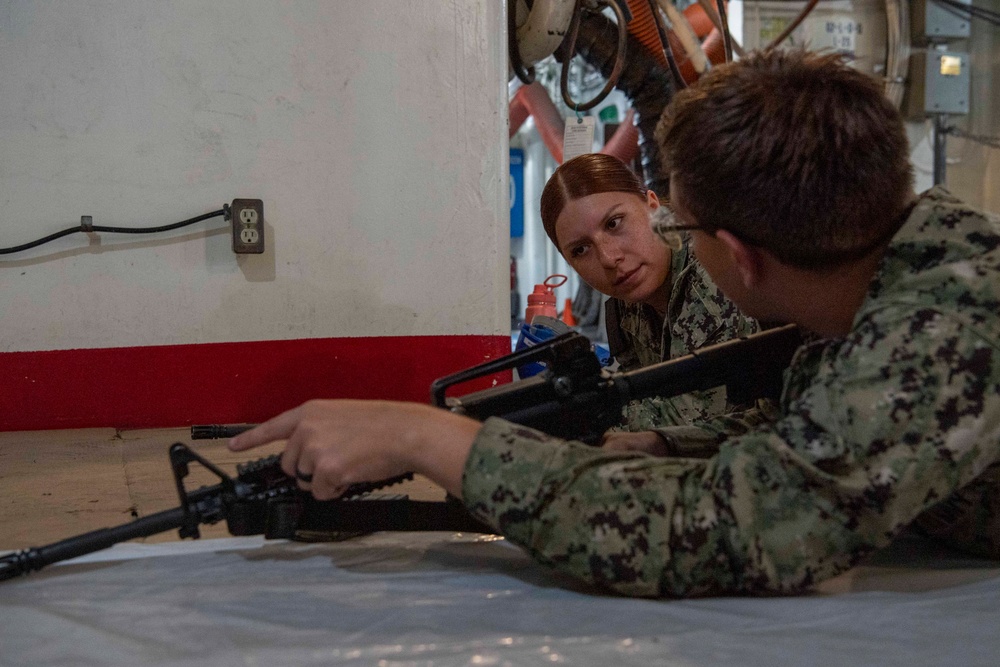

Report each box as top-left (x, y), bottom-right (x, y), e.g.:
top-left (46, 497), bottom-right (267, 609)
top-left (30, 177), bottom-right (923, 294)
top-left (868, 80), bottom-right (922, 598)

top-left (0, 443), bottom-right (489, 581)
top-left (1, 324), bottom-right (801, 581)
top-left (430, 323), bottom-right (802, 444)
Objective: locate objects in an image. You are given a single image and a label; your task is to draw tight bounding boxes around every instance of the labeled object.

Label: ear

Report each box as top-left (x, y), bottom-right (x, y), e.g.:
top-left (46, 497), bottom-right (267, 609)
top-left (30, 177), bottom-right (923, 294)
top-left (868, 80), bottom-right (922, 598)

top-left (715, 230), bottom-right (764, 288)
top-left (645, 189), bottom-right (660, 210)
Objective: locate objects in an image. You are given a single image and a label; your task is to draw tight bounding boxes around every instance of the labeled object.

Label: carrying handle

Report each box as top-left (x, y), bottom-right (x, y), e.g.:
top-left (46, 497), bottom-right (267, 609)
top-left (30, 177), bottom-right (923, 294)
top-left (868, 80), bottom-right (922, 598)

top-left (430, 332), bottom-right (586, 407)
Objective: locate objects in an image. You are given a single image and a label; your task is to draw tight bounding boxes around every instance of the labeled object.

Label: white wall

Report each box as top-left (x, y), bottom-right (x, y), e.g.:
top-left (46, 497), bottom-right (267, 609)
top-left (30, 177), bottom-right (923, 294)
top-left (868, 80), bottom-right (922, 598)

top-left (0, 1), bottom-right (508, 352)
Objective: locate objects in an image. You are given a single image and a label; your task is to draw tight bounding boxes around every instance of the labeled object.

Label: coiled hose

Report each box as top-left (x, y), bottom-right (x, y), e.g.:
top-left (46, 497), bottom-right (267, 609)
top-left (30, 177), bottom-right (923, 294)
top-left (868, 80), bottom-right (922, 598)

top-left (570, 10), bottom-right (675, 196)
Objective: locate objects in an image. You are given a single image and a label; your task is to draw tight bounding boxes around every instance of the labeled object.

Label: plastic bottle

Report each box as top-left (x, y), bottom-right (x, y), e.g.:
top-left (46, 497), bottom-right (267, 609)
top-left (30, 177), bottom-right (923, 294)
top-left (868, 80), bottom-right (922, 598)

top-left (524, 274), bottom-right (566, 324)
top-left (514, 274), bottom-right (569, 378)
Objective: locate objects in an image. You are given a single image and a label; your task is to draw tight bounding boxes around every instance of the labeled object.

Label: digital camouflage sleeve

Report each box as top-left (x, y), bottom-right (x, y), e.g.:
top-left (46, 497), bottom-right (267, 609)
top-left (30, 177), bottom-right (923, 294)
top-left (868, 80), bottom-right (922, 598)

top-left (606, 243), bottom-right (761, 429)
top-left (461, 188), bottom-right (1000, 597)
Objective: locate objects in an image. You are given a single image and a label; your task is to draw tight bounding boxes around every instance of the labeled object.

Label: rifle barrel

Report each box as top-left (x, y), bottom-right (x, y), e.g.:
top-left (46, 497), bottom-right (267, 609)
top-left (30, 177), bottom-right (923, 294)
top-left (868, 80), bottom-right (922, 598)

top-left (190, 424), bottom-right (257, 439)
top-left (619, 324), bottom-right (801, 402)
top-left (0, 506), bottom-right (188, 581)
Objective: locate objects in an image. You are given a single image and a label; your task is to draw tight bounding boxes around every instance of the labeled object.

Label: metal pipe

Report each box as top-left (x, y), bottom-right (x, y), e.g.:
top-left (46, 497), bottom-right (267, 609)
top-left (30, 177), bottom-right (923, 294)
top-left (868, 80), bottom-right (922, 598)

top-left (933, 114), bottom-right (949, 187)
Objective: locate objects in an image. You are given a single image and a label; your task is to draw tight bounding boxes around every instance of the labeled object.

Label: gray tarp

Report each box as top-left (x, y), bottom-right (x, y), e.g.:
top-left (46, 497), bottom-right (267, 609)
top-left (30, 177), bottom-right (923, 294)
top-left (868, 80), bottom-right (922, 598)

top-left (2, 532), bottom-right (999, 666)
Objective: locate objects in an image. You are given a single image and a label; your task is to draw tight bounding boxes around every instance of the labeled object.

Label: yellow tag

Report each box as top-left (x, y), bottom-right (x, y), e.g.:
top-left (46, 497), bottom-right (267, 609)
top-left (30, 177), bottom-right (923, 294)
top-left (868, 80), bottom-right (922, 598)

top-left (940, 55), bottom-right (962, 77)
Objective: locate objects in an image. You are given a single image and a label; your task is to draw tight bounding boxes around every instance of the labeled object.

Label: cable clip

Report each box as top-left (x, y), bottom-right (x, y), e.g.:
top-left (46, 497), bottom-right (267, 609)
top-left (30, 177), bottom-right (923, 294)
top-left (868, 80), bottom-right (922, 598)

top-left (80, 215), bottom-right (94, 233)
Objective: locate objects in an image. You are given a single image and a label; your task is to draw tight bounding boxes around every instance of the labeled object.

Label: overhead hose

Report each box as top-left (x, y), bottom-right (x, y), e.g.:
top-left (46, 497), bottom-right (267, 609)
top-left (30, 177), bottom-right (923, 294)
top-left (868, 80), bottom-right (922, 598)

top-left (509, 0), bottom-right (689, 174)
top-left (509, 80), bottom-right (640, 166)
top-left (694, 0), bottom-right (744, 58)
top-left (511, 81), bottom-right (568, 163)
top-left (572, 10), bottom-right (675, 196)
top-left (624, 0), bottom-right (668, 69)
top-left (509, 87), bottom-right (532, 139)
top-left (559, 0), bottom-right (629, 112)
top-left (618, 0), bottom-right (687, 90)
top-left (646, 0), bottom-right (689, 89)
top-left (685, 29), bottom-right (724, 79)
top-left (689, 0), bottom-right (717, 36)
top-left (715, 0), bottom-right (733, 62)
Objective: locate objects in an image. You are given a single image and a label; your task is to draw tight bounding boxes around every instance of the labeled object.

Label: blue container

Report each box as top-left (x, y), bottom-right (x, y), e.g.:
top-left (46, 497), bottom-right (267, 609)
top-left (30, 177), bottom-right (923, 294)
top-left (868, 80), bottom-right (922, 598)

top-left (514, 321), bottom-right (561, 378)
top-left (514, 317), bottom-right (613, 378)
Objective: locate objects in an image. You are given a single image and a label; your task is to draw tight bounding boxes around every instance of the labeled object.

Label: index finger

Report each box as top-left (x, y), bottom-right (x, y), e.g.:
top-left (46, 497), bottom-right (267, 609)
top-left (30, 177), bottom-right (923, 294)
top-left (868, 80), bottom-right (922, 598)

top-left (228, 405), bottom-right (303, 451)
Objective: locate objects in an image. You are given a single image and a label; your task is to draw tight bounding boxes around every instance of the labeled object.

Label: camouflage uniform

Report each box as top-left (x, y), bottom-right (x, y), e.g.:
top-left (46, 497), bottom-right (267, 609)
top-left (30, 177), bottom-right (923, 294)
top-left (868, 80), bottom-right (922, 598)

top-left (462, 188), bottom-right (1000, 597)
top-left (607, 243), bottom-right (760, 429)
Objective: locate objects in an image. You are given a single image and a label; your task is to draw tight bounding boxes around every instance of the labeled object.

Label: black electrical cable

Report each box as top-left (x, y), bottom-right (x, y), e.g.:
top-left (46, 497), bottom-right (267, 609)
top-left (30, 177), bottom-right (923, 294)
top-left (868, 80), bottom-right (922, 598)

top-left (765, 0), bottom-right (821, 51)
top-left (695, 0), bottom-right (745, 58)
top-left (935, 0), bottom-right (1000, 26)
top-left (947, 126), bottom-right (1000, 150)
top-left (0, 207), bottom-right (228, 256)
top-left (647, 0), bottom-right (688, 90)
top-left (559, 0), bottom-right (628, 112)
top-left (934, 0), bottom-right (1000, 28)
top-left (508, 0), bottom-right (536, 84)
top-left (714, 0), bottom-right (733, 62)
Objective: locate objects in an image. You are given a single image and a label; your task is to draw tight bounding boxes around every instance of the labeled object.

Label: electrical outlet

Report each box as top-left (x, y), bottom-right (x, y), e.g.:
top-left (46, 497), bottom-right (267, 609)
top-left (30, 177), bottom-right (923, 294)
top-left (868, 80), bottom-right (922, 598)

top-left (230, 198), bottom-right (265, 254)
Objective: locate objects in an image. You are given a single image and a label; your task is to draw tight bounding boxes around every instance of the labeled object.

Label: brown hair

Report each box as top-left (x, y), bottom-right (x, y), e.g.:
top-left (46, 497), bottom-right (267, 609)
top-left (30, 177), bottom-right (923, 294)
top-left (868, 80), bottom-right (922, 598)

top-left (656, 49), bottom-right (914, 269)
top-left (540, 153), bottom-right (647, 251)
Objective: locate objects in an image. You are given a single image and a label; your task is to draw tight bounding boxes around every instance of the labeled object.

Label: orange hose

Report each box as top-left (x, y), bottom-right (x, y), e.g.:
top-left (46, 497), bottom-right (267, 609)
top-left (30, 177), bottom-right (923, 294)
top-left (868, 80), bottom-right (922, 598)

top-left (509, 88), bottom-right (639, 164)
top-left (683, 4), bottom-right (715, 39)
top-left (513, 81), bottom-right (565, 163)
top-left (701, 29), bottom-right (726, 67)
top-left (625, 0), bottom-right (668, 69)
top-left (509, 90), bottom-right (531, 139)
top-left (664, 30), bottom-right (699, 84)
top-left (628, 0), bottom-right (729, 85)
top-left (669, 28), bottom-right (726, 84)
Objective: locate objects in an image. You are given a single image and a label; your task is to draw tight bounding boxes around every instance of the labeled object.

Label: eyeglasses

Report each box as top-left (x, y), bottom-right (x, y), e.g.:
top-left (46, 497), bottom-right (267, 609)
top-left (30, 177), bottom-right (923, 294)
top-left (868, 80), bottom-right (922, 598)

top-left (650, 202), bottom-right (700, 251)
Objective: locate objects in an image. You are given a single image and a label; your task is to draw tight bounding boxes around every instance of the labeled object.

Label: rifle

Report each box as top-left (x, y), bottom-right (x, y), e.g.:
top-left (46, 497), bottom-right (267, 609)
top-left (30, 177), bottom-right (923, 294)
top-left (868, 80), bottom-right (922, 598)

top-left (431, 323), bottom-right (802, 444)
top-left (1, 324), bottom-right (801, 581)
top-left (0, 443), bottom-right (489, 581)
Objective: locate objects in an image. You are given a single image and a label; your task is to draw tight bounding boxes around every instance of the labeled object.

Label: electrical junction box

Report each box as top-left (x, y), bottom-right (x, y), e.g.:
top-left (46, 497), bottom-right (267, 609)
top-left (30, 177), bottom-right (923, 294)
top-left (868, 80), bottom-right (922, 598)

top-left (911, 0), bottom-right (971, 42)
top-left (739, 1), bottom-right (888, 80)
top-left (904, 49), bottom-right (970, 118)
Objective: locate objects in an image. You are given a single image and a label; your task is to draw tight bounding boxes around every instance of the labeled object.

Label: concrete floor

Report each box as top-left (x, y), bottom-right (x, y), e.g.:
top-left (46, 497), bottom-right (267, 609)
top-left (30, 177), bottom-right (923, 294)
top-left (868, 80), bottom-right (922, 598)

top-left (0, 427), bottom-right (443, 551)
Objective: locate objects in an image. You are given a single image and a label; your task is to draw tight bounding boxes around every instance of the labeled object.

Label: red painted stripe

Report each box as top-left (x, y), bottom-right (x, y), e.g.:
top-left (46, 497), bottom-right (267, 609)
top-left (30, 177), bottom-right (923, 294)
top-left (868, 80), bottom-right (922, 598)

top-left (0, 335), bottom-right (512, 431)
